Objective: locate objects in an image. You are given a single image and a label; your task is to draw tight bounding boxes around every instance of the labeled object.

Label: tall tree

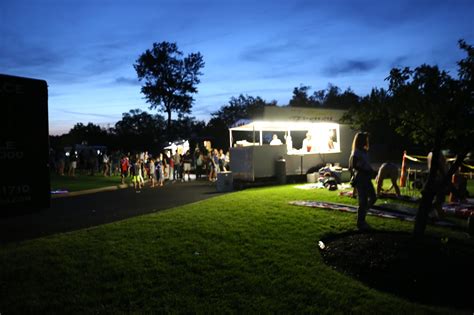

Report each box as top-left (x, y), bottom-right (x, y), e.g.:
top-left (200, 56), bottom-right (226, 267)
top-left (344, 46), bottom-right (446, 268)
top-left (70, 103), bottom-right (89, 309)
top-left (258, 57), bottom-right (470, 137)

top-left (134, 42), bottom-right (204, 137)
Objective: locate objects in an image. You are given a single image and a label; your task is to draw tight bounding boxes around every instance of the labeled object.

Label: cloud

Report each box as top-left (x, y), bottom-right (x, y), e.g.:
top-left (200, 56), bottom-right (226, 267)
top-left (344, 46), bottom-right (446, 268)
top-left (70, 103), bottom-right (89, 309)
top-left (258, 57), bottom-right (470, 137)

top-left (239, 38), bottom-right (319, 64)
top-left (288, 1), bottom-right (439, 31)
top-left (240, 42), bottom-right (292, 63)
top-left (0, 33), bottom-right (65, 75)
top-left (192, 106), bottom-right (215, 117)
top-left (57, 109), bottom-right (120, 120)
top-left (0, 29), bottom-right (135, 85)
top-left (323, 59), bottom-right (380, 76)
top-left (259, 69), bottom-right (308, 80)
top-left (389, 55), bottom-right (410, 68)
top-left (114, 76), bottom-right (140, 86)
top-left (199, 92), bottom-right (235, 99)
top-left (199, 87), bottom-right (289, 101)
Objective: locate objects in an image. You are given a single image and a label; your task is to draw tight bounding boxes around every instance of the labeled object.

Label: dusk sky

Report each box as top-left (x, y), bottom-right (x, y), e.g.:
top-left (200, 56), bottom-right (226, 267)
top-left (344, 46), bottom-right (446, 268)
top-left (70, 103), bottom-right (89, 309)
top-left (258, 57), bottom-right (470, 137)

top-left (2, 0), bottom-right (473, 135)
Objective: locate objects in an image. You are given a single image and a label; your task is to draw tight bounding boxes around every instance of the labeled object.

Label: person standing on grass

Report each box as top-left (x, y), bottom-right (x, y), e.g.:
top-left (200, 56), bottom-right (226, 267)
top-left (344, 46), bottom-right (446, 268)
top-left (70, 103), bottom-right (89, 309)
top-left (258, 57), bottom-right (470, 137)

top-left (57, 150), bottom-right (65, 176)
top-left (349, 132), bottom-right (376, 231)
top-left (112, 151), bottom-right (121, 176)
top-left (102, 152), bottom-right (110, 176)
top-left (68, 151), bottom-right (77, 177)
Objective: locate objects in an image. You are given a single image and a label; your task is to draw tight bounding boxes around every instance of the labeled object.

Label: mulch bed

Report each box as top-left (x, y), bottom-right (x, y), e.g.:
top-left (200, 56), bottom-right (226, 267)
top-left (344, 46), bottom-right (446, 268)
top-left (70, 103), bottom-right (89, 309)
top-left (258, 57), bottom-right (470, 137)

top-left (319, 231), bottom-right (474, 310)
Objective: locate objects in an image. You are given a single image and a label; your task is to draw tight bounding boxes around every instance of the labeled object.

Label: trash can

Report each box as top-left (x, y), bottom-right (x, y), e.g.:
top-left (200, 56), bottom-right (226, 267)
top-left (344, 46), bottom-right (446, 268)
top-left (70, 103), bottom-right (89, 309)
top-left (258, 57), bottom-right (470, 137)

top-left (275, 158), bottom-right (286, 184)
top-left (307, 172), bottom-right (317, 183)
top-left (217, 171), bottom-right (233, 192)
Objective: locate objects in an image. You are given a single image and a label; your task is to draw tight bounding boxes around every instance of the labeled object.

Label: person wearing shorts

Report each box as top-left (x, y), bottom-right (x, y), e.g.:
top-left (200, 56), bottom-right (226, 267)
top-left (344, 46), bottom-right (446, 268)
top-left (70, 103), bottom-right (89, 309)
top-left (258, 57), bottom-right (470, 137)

top-left (68, 152), bottom-right (77, 177)
top-left (149, 158), bottom-right (157, 187)
top-left (120, 156), bottom-right (129, 184)
top-left (182, 151), bottom-right (192, 181)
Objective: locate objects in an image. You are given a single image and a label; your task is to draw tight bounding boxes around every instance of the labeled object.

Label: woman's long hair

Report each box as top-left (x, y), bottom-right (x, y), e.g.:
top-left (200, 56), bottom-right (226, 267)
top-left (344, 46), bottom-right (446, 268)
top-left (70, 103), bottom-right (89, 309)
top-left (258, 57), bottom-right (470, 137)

top-left (351, 132), bottom-right (369, 152)
top-left (349, 132), bottom-right (369, 171)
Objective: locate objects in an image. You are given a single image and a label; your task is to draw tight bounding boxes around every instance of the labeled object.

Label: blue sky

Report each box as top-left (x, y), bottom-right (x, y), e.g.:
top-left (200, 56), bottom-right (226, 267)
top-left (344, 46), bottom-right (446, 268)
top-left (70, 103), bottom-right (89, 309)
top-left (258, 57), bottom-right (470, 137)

top-left (1, 0), bottom-right (473, 135)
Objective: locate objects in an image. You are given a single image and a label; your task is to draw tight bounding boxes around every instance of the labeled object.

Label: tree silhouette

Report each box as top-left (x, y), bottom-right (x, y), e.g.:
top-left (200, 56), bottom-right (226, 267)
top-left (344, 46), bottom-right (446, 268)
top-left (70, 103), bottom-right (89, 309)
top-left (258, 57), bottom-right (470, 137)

top-left (211, 94), bottom-right (277, 127)
top-left (134, 42), bottom-right (204, 138)
top-left (67, 122), bottom-right (109, 146)
top-left (289, 85), bottom-right (315, 107)
top-left (168, 115), bottom-right (206, 142)
top-left (289, 84), bottom-right (359, 109)
top-left (206, 94), bottom-right (277, 148)
top-left (114, 109), bottom-right (166, 152)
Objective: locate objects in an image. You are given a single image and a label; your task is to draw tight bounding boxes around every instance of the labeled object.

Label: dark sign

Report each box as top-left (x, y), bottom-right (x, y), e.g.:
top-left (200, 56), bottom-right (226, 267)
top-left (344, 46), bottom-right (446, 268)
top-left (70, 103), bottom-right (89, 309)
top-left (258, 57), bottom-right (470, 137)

top-left (0, 74), bottom-right (50, 213)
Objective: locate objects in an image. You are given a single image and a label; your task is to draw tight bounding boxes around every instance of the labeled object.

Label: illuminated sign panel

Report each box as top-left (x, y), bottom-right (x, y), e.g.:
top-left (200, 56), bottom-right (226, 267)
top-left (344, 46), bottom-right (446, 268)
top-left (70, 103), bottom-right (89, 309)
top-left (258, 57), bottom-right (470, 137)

top-left (0, 74), bottom-right (50, 212)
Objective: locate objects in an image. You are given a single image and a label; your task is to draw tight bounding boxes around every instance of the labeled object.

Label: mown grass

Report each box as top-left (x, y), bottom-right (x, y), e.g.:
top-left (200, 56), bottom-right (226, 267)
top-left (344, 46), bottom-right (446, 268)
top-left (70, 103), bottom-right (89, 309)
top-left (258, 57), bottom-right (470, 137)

top-left (50, 173), bottom-right (124, 192)
top-left (1, 183), bottom-right (469, 314)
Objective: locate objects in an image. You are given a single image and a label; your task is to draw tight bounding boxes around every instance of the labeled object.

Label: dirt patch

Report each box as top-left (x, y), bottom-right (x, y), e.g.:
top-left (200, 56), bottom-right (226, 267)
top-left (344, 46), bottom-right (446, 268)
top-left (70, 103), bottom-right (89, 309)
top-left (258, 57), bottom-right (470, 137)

top-left (319, 230), bottom-right (474, 310)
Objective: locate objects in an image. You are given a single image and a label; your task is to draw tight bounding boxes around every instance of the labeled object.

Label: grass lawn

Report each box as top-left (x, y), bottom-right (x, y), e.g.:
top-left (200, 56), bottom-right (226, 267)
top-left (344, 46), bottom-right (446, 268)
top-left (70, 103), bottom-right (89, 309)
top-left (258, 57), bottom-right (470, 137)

top-left (50, 173), bottom-right (124, 192)
top-left (1, 183), bottom-right (471, 313)
top-left (467, 177), bottom-right (474, 195)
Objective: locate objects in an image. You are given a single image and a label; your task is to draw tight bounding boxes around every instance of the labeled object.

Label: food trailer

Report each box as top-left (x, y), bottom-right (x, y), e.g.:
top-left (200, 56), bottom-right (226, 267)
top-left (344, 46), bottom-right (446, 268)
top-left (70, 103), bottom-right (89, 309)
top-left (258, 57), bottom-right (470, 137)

top-left (229, 107), bottom-right (355, 181)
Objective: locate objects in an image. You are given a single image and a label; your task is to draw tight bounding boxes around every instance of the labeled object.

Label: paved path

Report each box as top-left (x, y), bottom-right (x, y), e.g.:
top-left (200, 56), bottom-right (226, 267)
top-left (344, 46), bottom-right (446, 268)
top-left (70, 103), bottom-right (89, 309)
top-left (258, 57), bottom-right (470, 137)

top-left (0, 180), bottom-right (224, 244)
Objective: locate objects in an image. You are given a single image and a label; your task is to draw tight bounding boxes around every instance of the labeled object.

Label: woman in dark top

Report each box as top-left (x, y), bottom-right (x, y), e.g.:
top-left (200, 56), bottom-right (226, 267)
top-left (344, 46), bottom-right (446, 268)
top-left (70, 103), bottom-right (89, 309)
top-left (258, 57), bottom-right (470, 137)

top-left (349, 132), bottom-right (376, 230)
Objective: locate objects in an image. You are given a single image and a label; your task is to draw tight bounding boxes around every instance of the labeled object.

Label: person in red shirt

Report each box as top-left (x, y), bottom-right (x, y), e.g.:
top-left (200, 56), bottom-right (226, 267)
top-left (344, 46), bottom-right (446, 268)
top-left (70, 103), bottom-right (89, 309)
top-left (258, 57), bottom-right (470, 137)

top-left (120, 156), bottom-right (129, 184)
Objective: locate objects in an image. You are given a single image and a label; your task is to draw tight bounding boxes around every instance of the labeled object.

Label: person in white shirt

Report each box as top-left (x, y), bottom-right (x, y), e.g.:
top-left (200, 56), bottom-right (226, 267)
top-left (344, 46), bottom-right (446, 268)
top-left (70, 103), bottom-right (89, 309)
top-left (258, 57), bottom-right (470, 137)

top-left (270, 134), bottom-right (283, 145)
top-left (302, 132), bottom-right (313, 152)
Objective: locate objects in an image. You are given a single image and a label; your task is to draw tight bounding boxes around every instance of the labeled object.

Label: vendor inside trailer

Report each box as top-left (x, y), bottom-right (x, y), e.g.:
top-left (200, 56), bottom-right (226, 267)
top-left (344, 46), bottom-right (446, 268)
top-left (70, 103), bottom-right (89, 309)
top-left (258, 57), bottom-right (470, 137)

top-left (229, 121), bottom-right (341, 154)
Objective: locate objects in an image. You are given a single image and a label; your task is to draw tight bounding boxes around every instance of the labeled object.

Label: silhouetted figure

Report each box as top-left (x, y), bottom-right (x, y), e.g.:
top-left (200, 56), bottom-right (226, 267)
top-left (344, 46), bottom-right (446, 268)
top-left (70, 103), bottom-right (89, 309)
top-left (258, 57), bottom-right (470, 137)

top-left (349, 132), bottom-right (376, 231)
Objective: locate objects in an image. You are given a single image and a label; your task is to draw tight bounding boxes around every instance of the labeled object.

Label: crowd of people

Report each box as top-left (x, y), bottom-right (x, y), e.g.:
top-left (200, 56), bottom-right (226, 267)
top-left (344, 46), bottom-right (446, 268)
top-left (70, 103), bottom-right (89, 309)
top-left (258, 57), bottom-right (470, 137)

top-left (50, 145), bottom-right (231, 192)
